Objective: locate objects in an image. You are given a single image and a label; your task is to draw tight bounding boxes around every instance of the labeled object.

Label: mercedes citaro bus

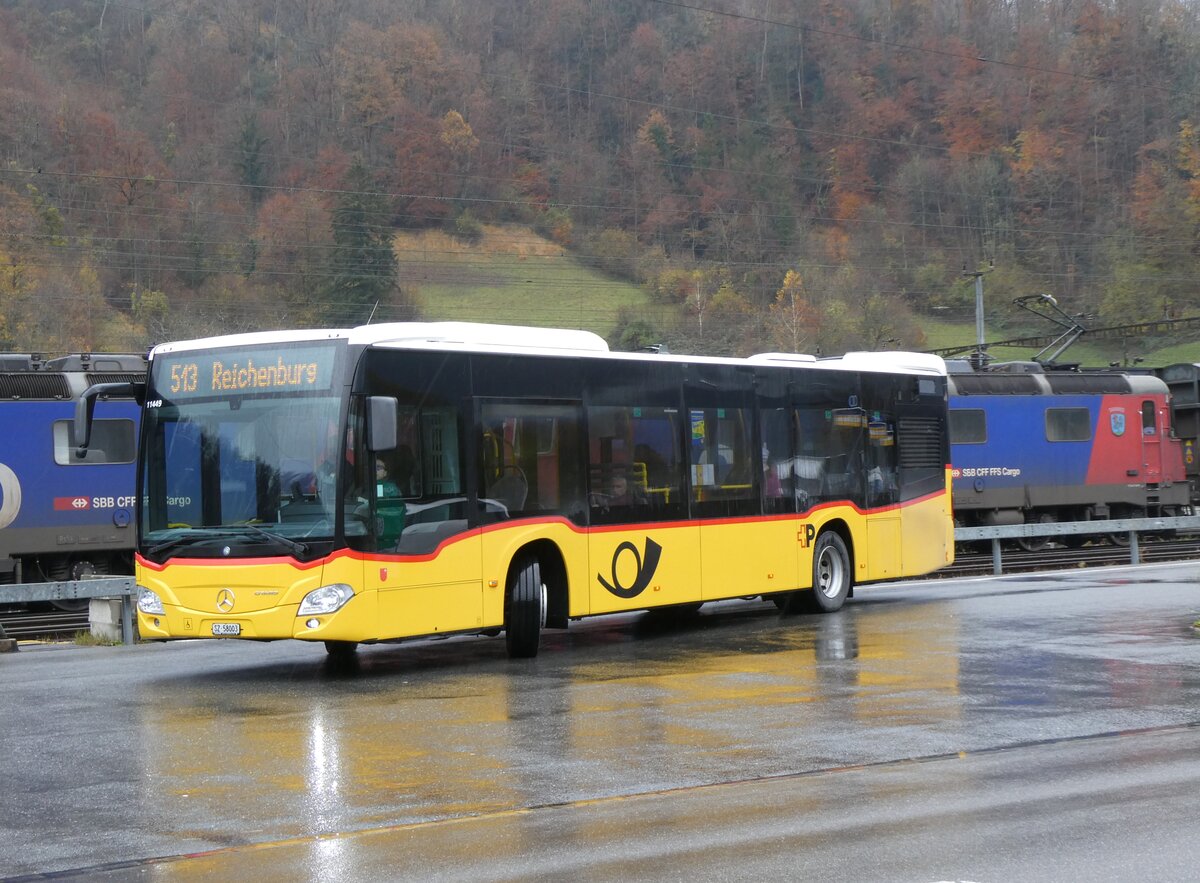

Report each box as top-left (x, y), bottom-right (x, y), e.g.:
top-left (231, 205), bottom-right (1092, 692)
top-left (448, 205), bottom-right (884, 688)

top-left (76, 322), bottom-right (954, 659)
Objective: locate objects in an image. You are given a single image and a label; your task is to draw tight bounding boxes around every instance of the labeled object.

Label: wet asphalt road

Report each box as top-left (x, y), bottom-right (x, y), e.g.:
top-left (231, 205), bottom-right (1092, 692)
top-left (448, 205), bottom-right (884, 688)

top-left (1, 561), bottom-right (1198, 881)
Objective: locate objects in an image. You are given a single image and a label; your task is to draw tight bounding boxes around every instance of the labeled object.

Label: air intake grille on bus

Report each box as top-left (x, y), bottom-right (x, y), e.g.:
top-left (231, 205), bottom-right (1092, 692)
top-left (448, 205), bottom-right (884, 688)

top-left (0, 373), bottom-right (72, 399)
top-left (897, 417), bottom-right (944, 468)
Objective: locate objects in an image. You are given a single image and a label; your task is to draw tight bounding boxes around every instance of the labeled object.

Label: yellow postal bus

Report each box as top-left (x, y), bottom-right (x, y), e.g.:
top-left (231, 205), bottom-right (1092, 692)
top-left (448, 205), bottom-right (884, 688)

top-left (77, 323), bottom-right (953, 659)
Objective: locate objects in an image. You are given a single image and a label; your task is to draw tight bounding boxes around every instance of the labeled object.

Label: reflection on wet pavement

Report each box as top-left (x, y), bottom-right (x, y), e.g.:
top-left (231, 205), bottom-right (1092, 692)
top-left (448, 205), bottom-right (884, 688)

top-left (130, 596), bottom-right (974, 848)
top-left (3, 563), bottom-right (1197, 878)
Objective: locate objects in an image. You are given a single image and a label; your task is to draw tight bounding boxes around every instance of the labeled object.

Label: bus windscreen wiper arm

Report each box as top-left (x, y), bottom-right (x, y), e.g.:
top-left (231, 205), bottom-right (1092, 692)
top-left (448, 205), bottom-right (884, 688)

top-left (231, 524), bottom-right (309, 556)
top-left (145, 529), bottom-right (229, 557)
top-left (147, 526), bottom-right (308, 558)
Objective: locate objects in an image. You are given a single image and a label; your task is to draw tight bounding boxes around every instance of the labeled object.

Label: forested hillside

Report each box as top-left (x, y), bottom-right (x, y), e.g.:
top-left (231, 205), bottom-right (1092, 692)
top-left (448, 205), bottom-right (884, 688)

top-left (3, 0), bottom-right (1200, 358)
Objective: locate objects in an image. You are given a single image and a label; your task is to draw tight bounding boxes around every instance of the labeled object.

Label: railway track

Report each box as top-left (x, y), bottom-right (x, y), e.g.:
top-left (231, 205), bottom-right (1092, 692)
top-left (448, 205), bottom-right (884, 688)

top-left (0, 607), bottom-right (90, 641)
top-left (945, 535), bottom-right (1200, 577)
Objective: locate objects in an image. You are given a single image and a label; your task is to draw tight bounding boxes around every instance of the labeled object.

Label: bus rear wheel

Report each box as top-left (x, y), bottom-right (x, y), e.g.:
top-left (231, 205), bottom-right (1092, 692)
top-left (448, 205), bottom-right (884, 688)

top-left (797, 531), bottom-right (852, 614)
top-left (505, 555), bottom-right (545, 659)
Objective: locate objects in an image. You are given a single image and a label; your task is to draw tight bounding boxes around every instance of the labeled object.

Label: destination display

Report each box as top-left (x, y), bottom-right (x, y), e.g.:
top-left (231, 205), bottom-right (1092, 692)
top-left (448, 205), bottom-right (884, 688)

top-left (153, 344), bottom-right (340, 400)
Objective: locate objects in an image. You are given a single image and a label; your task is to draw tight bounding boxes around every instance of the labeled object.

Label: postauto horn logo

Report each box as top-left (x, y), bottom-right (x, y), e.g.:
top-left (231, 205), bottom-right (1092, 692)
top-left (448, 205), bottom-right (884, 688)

top-left (597, 538), bottom-right (663, 599)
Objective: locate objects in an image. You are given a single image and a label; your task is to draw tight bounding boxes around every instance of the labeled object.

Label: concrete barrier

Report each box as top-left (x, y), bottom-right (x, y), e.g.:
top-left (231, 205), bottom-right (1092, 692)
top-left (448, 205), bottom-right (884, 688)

top-left (0, 619), bottom-right (15, 653)
top-left (88, 598), bottom-right (138, 643)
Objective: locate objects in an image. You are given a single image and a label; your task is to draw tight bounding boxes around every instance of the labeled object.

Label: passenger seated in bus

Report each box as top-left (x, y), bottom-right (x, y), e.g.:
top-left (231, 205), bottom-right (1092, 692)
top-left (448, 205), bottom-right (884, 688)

top-left (609, 473), bottom-right (645, 505)
top-left (762, 445), bottom-right (783, 497)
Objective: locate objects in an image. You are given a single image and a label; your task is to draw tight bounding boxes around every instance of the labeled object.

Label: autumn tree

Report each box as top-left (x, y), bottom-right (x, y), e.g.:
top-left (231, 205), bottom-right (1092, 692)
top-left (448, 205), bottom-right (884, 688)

top-left (768, 270), bottom-right (819, 353)
top-left (325, 158), bottom-right (398, 323)
top-left (236, 115), bottom-right (270, 205)
top-left (254, 191), bottom-right (334, 316)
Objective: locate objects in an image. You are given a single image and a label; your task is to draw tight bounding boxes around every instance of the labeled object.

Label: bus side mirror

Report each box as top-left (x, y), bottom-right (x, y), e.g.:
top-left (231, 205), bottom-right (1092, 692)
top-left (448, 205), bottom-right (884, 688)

top-left (74, 381), bottom-right (144, 459)
top-left (367, 396), bottom-right (398, 452)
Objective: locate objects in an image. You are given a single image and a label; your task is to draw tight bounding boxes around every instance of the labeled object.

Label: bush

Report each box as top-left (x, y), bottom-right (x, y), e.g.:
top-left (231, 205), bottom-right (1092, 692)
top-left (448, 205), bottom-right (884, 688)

top-left (452, 210), bottom-right (484, 244)
top-left (610, 307), bottom-right (663, 352)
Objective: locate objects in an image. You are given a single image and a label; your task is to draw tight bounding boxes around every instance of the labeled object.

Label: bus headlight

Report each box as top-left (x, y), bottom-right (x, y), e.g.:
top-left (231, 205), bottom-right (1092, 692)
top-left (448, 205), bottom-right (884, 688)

top-left (137, 586), bottom-right (164, 615)
top-left (297, 583), bottom-right (354, 616)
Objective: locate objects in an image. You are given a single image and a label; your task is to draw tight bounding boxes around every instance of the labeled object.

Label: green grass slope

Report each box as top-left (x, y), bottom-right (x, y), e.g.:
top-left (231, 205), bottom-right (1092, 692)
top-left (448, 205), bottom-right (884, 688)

top-left (392, 227), bottom-right (1200, 366)
top-left (393, 226), bottom-right (664, 338)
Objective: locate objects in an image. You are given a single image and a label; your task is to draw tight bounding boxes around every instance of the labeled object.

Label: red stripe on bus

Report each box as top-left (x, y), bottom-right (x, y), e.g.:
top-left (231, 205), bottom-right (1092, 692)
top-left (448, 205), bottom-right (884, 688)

top-left (137, 487), bottom-right (950, 570)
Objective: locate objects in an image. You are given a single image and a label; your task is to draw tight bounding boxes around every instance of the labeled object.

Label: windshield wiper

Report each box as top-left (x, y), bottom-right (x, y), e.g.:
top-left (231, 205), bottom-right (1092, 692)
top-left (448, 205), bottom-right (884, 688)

top-left (146, 525), bottom-right (309, 558)
top-left (230, 523), bottom-right (310, 556)
top-left (145, 529), bottom-right (232, 557)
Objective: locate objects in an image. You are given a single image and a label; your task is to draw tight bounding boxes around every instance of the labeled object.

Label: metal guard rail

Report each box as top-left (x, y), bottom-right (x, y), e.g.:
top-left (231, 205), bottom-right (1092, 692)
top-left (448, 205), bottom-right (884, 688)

top-left (0, 577), bottom-right (136, 645)
top-left (954, 514), bottom-right (1200, 574)
top-left (3, 515), bottom-right (1199, 645)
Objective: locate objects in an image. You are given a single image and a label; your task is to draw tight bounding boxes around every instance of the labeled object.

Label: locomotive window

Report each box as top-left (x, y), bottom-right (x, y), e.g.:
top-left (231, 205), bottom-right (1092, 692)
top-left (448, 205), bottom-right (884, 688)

top-left (948, 409), bottom-right (986, 444)
top-left (53, 419), bottom-right (136, 465)
top-left (1045, 408), bottom-right (1091, 442)
top-left (1141, 401), bottom-right (1156, 435)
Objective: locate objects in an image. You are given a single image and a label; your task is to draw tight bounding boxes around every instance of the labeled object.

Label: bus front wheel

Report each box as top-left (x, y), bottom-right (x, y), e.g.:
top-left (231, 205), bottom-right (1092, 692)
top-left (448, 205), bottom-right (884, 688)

top-left (505, 555), bottom-right (545, 659)
top-left (324, 640), bottom-right (358, 659)
top-left (797, 531), bottom-right (851, 614)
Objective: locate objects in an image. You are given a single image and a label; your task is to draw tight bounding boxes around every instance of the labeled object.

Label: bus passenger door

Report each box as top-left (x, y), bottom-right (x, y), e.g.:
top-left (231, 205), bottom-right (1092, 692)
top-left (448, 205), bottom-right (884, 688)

top-left (689, 403), bottom-right (780, 600)
top-left (371, 403), bottom-right (483, 639)
top-left (864, 411), bottom-right (902, 581)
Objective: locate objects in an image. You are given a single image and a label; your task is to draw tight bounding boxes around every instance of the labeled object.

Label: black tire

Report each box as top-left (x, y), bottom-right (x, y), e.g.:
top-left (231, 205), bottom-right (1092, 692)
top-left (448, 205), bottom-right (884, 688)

top-left (794, 531), bottom-right (852, 614)
top-left (505, 555), bottom-right (545, 658)
top-left (324, 640), bottom-right (358, 659)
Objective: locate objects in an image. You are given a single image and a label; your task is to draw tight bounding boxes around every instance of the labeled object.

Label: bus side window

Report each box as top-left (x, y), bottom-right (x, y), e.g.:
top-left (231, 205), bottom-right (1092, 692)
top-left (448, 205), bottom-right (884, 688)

top-left (587, 405), bottom-right (683, 522)
top-left (480, 402), bottom-right (586, 523)
top-left (759, 407), bottom-right (791, 514)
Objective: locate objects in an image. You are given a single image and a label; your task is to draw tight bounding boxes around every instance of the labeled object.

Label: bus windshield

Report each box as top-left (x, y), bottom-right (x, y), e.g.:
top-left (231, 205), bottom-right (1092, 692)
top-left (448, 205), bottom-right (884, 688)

top-left (138, 344), bottom-right (351, 560)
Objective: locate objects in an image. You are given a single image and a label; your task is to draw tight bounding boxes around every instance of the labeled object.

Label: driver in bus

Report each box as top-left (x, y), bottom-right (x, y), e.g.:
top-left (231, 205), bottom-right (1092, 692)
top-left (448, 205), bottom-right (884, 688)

top-left (375, 458), bottom-right (400, 498)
